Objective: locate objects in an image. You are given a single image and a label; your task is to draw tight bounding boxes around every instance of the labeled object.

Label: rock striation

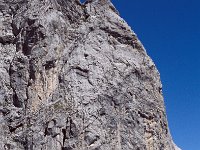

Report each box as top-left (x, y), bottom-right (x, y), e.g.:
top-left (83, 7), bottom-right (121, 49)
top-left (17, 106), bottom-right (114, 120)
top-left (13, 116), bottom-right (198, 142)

top-left (0, 0), bottom-right (179, 149)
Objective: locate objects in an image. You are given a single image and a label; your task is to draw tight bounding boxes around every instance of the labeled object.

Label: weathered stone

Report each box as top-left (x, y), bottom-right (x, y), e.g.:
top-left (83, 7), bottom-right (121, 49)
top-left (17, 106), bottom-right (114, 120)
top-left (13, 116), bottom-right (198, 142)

top-left (0, 0), bottom-right (180, 149)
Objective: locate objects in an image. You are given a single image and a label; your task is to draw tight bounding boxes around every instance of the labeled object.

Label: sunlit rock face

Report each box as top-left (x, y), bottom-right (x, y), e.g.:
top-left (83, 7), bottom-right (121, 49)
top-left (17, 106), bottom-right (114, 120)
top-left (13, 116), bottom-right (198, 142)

top-left (0, 0), bottom-right (179, 149)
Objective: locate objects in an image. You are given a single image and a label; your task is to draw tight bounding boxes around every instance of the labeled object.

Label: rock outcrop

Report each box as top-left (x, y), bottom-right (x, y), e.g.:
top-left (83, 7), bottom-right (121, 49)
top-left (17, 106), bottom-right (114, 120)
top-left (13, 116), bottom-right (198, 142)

top-left (0, 0), bottom-right (179, 149)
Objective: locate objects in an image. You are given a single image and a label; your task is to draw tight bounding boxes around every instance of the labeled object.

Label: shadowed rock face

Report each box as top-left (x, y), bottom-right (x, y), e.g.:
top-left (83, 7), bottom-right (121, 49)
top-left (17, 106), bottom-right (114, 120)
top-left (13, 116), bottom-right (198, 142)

top-left (0, 0), bottom-right (179, 149)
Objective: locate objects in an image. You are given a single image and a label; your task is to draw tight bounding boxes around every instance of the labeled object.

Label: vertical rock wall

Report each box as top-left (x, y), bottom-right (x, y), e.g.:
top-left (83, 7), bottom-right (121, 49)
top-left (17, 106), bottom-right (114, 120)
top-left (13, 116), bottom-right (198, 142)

top-left (0, 0), bottom-right (179, 149)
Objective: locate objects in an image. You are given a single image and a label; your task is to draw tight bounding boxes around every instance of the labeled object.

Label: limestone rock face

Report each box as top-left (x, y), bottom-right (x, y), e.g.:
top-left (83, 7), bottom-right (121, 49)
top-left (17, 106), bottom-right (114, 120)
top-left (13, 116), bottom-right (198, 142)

top-left (0, 0), bottom-right (179, 149)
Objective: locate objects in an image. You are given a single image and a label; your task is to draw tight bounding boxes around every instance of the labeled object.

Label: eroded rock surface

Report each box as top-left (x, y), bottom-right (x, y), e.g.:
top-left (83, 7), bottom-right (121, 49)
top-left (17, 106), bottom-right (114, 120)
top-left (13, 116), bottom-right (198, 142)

top-left (0, 0), bottom-right (179, 149)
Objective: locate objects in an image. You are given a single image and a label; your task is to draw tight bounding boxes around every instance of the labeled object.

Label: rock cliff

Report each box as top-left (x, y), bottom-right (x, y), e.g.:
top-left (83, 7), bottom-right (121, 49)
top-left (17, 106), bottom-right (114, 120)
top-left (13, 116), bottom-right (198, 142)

top-left (0, 0), bottom-right (179, 149)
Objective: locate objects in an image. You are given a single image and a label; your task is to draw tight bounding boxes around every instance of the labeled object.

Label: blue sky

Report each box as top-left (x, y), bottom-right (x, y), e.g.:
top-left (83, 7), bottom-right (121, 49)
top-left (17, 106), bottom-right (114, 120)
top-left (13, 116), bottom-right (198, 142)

top-left (110, 0), bottom-right (200, 150)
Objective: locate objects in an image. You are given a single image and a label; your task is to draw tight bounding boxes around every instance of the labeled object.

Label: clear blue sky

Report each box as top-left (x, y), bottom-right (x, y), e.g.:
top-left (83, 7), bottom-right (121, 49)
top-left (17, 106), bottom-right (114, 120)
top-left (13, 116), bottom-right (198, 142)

top-left (110, 0), bottom-right (200, 150)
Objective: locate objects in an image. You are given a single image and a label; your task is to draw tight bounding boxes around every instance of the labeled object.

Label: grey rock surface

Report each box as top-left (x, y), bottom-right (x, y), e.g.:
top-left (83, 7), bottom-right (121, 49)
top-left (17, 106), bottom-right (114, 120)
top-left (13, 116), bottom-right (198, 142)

top-left (0, 0), bottom-right (180, 149)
